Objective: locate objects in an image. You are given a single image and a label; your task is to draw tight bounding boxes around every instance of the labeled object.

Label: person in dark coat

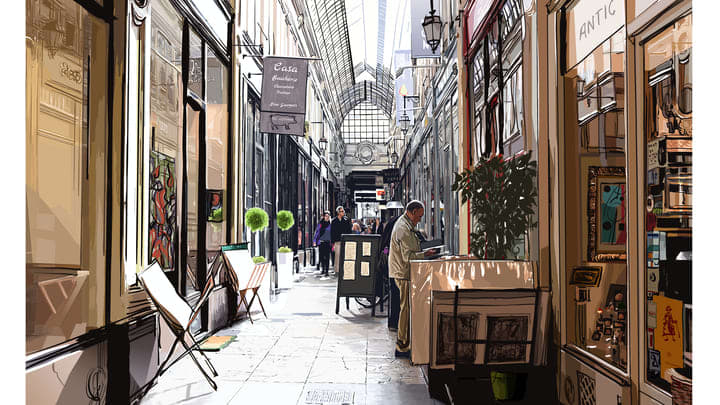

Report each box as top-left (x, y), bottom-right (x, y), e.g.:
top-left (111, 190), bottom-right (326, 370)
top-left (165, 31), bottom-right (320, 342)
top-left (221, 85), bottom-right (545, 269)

top-left (380, 213), bottom-right (402, 331)
top-left (330, 206), bottom-right (352, 275)
top-left (313, 211), bottom-right (332, 276)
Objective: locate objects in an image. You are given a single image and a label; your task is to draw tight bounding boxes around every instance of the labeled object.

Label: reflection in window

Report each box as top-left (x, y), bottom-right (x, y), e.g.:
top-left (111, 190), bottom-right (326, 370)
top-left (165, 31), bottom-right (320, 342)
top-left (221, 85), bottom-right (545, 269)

top-left (26, 0), bottom-right (108, 354)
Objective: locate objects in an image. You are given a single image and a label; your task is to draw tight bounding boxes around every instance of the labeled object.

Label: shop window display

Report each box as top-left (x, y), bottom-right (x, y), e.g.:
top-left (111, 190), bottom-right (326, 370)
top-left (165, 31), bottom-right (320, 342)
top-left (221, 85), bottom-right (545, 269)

top-left (25, 0), bottom-right (109, 354)
top-left (642, 14), bottom-right (692, 393)
top-left (563, 29), bottom-right (628, 372)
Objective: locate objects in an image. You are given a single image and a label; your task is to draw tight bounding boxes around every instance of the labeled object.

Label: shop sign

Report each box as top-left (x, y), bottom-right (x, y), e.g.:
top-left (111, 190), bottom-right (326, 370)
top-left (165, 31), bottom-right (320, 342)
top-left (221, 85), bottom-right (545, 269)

top-left (382, 168), bottom-right (401, 183)
top-left (259, 56), bottom-right (309, 136)
top-left (411, 0), bottom-right (442, 58)
top-left (466, 0), bottom-right (495, 44)
top-left (566, 0), bottom-right (625, 69)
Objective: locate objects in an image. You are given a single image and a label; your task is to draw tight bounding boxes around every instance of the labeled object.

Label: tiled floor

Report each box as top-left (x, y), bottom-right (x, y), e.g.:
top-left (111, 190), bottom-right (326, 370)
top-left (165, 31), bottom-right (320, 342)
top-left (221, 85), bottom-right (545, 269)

top-left (141, 267), bottom-right (442, 405)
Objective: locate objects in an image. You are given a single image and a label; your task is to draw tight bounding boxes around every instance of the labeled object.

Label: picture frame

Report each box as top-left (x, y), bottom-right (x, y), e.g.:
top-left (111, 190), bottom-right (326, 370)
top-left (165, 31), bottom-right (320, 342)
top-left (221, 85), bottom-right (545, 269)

top-left (587, 166), bottom-right (627, 262)
top-left (206, 190), bottom-right (224, 223)
top-left (569, 266), bottom-right (603, 287)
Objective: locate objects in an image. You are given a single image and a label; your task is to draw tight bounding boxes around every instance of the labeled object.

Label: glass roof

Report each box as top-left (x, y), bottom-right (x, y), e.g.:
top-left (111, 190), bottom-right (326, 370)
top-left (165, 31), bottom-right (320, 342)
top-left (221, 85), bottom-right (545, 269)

top-left (346, 0), bottom-right (412, 72)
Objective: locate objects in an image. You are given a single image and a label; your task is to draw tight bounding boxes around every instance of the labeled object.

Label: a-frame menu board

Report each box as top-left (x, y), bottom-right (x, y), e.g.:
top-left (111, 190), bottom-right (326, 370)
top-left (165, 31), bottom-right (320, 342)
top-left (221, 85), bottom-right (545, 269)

top-left (335, 234), bottom-right (382, 316)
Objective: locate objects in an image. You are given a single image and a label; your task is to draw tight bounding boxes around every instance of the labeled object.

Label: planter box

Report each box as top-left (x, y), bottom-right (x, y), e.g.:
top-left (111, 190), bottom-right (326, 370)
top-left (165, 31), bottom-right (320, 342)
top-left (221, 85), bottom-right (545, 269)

top-left (409, 257), bottom-right (536, 365)
top-left (276, 251), bottom-right (294, 289)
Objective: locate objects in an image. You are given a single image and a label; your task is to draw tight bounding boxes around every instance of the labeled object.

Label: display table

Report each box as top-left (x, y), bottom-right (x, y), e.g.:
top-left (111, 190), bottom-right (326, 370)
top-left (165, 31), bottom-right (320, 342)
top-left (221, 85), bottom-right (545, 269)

top-left (409, 257), bottom-right (536, 365)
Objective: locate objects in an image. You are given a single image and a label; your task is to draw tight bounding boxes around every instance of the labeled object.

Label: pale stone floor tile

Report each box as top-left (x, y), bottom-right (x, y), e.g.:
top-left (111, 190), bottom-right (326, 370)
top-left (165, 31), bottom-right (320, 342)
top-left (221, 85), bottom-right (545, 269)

top-left (267, 336), bottom-right (323, 357)
top-left (316, 337), bottom-right (368, 358)
top-left (307, 356), bottom-right (367, 384)
top-left (248, 355), bottom-right (314, 383)
top-left (227, 382), bottom-right (305, 405)
top-left (366, 357), bottom-right (425, 384)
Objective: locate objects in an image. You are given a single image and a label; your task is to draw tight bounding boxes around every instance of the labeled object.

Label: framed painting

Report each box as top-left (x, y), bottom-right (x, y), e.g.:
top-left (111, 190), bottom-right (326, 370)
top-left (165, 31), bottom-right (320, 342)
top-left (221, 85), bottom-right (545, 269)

top-left (587, 166), bottom-right (627, 262)
top-left (569, 266), bottom-right (603, 287)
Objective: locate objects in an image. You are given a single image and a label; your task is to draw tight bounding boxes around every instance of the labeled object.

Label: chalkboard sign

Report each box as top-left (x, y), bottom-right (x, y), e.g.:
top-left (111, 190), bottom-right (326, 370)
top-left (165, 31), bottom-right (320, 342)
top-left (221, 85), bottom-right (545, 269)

top-left (335, 234), bottom-right (382, 316)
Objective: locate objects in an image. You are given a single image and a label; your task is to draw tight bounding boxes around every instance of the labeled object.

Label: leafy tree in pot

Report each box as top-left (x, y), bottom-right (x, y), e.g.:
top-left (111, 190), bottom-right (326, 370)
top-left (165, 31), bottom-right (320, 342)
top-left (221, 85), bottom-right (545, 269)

top-left (452, 152), bottom-right (538, 260)
top-left (276, 210), bottom-right (295, 251)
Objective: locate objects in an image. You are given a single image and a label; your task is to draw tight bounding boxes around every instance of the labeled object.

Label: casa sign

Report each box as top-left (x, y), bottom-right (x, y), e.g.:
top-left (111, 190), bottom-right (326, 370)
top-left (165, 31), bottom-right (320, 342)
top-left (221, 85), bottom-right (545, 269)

top-left (566, 0), bottom-right (625, 69)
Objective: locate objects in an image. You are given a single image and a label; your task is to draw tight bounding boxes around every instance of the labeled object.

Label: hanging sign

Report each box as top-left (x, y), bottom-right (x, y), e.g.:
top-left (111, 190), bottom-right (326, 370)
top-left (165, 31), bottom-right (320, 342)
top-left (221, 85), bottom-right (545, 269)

top-left (411, 0), bottom-right (443, 58)
top-left (259, 56), bottom-right (309, 136)
top-left (566, 0), bottom-right (625, 70)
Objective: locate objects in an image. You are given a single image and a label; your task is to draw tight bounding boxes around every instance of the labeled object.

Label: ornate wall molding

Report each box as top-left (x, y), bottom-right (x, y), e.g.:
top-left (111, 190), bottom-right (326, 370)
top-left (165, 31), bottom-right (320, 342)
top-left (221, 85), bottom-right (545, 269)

top-left (131, 0), bottom-right (149, 27)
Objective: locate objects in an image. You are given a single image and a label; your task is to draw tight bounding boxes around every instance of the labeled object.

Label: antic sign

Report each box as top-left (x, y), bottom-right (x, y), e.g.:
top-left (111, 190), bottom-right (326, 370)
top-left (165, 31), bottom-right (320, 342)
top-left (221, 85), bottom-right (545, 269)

top-left (260, 56), bottom-right (309, 136)
top-left (566, 0), bottom-right (625, 70)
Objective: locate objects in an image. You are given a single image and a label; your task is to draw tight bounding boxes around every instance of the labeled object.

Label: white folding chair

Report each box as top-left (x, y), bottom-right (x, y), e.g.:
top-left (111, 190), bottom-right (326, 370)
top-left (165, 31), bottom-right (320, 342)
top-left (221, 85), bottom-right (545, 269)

top-left (138, 260), bottom-right (221, 392)
top-left (222, 249), bottom-right (270, 324)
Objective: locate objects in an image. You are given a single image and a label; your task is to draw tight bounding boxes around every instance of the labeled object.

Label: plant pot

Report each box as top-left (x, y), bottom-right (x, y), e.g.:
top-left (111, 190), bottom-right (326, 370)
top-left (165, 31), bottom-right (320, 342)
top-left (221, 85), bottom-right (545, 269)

top-left (490, 371), bottom-right (517, 400)
top-left (276, 251), bottom-right (294, 289)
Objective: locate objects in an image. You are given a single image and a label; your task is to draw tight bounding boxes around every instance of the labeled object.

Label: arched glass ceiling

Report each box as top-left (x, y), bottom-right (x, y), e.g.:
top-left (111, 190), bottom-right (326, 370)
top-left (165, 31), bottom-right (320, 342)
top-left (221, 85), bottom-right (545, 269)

top-left (342, 101), bottom-right (390, 144)
top-left (338, 63), bottom-right (395, 118)
top-left (300, 0), bottom-right (412, 131)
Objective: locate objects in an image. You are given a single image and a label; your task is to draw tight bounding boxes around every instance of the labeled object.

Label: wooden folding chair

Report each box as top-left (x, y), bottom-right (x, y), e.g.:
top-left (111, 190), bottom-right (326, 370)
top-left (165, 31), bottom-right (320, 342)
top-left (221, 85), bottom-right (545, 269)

top-left (138, 258), bottom-right (223, 392)
top-left (221, 249), bottom-right (271, 324)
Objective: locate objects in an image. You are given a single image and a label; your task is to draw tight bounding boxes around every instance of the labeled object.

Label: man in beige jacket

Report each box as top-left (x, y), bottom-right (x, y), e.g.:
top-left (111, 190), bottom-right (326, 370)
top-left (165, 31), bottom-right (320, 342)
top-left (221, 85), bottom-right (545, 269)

top-left (389, 200), bottom-right (436, 358)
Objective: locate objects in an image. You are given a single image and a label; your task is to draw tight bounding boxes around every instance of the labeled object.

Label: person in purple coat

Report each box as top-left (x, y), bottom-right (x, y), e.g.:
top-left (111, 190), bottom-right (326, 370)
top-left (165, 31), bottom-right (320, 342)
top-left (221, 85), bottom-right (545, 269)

top-left (313, 211), bottom-right (332, 277)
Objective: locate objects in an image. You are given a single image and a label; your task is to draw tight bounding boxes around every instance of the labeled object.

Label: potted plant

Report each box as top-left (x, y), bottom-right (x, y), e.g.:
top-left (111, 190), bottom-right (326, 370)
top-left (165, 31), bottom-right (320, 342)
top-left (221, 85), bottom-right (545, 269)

top-left (452, 151), bottom-right (538, 400)
top-left (276, 210), bottom-right (295, 289)
top-left (252, 256), bottom-right (267, 264)
top-left (245, 207), bottom-right (269, 257)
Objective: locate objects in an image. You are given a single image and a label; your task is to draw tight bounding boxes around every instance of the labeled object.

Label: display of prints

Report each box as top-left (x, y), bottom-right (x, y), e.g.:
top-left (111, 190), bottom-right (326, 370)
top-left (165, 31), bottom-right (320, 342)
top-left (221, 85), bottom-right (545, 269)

top-left (343, 261), bottom-right (355, 280)
top-left (344, 242), bottom-right (357, 260)
top-left (647, 140), bottom-right (660, 170)
top-left (647, 268), bottom-right (659, 294)
top-left (362, 242), bottom-right (372, 257)
top-left (648, 348), bottom-right (661, 378)
top-left (647, 301), bottom-right (657, 328)
top-left (485, 316), bottom-right (529, 364)
top-left (653, 295), bottom-right (684, 382)
top-left (436, 312), bottom-right (478, 365)
top-left (149, 151), bottom-right (177, 270)
top-left (360, 262), bottom-right (370, 277)
top-left (647, 232), bottom-right (660, 268)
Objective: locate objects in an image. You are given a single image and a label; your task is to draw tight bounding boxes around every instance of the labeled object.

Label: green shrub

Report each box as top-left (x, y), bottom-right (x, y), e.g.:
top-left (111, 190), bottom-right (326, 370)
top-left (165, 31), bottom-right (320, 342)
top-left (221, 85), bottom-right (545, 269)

top-left (252, 256), bottom-right (266, 264)
top-left (278, 246), bottom-right (293, 253)
top-left (245, 207), bottom-right (269, 232)
top-left (276, 210), bottom-right (295, 231)
top-left (452, 152), bottom-right (538, 259)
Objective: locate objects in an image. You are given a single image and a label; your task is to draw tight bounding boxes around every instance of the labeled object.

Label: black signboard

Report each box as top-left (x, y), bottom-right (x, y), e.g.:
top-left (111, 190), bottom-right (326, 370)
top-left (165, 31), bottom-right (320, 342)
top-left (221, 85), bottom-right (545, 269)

top-left (382, 168), bottom-right (401, 183)
top-left (260, 56), bottom-right (309, 136)
top-left (335, 234), bottom-right (382, 316)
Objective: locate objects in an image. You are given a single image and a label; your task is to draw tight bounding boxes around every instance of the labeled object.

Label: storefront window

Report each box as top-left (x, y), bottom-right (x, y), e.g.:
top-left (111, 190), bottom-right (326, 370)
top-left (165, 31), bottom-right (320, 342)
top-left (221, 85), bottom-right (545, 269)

top-left (205, 48), bottom-right (228, 266)
top-left (26, 0), bottom-right (109, 355)
top-left (563, 30), bottom-right (628, 372)
top-left (643, 14), bottom-right (692, 392)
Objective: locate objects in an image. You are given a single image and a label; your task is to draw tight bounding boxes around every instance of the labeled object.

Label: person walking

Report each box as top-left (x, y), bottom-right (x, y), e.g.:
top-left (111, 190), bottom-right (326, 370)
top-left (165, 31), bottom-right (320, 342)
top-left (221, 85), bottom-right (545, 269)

top-left (313, 211), bottom-right (332, 277)
top-left (330, 206), bottom-right (352, 276)
top-left (388, 200), bottom-right (437, 358)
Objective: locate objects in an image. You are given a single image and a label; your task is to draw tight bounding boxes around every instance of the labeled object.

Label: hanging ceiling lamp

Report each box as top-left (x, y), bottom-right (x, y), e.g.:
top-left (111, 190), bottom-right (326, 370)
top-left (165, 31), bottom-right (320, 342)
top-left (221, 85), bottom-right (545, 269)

top-left (422, 0), bottom-right (442, 52)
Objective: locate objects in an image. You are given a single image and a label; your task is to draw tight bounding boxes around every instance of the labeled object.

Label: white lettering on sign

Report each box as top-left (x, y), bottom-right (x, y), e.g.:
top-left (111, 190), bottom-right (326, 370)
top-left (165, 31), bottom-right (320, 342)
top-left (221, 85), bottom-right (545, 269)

top-left (273, 62), bottom-right (299, 73)
top-left (568, 0), bottom-right (625, 68)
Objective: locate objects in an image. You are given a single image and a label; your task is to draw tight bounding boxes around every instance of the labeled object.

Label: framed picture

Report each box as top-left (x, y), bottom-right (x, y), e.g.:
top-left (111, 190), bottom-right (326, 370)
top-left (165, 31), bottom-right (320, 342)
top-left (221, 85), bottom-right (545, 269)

top-left (569, 266), bottom-right (603, 287)
top-left (587, 166), bottom-right (627, 262)
top-left (485, 316), bottom-right (530, 364)
top-left (206, 190), bottom-right (224, 222)
top-left (435, 312), bottom-right (479, 365)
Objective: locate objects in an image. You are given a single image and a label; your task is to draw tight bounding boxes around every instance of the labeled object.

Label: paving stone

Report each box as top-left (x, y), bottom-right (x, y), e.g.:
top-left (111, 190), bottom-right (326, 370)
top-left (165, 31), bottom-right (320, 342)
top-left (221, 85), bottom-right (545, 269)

top-left (307, 356), bottom-right (367, 384)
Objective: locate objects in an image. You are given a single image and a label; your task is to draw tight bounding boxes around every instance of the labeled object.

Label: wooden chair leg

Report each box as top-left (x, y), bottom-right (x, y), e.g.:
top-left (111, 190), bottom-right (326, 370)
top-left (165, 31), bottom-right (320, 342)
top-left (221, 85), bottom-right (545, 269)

top-left (252, 287), bottom-right (268, 318)
top-left (237, 291), bottom-right (253, 324)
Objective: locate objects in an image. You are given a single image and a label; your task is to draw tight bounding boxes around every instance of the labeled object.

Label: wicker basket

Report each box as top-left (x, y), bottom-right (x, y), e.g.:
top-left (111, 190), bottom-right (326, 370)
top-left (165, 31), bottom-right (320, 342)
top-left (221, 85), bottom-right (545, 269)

top-left (670, 371), bottom-right (692, 405)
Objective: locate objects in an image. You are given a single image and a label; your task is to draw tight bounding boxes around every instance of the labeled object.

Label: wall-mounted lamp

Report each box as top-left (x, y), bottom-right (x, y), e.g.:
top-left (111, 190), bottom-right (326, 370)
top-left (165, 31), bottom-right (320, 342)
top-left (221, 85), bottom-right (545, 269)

top-left (43, 12), bottom-right (66, 59)
top-left (422, 0), bottom-right (443, 52)
top-left (399, 114), bottom-right (411, 135)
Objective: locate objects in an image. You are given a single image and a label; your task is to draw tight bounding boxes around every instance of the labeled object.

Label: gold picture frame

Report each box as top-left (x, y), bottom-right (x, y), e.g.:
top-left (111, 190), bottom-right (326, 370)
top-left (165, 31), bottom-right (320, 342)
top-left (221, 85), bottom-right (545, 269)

top-left (569, 266), bottom-right (603, 287)
top-left (587, 166), bottom-right (627, 262)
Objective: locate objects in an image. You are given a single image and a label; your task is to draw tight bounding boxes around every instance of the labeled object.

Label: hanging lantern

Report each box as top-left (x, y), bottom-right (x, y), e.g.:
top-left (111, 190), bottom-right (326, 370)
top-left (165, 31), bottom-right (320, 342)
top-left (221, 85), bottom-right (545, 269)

top-left (319, 135), bottom-right (328, 152)
top-left (422, 1), bottom-right (442, 52)
top-left (399, 114), bottom-right (411, 135)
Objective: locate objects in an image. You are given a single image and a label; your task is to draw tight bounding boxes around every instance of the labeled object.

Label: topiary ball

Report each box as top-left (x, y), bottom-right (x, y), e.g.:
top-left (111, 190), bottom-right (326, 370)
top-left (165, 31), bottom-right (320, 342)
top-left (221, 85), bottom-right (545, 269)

top-left (276, 210), bottom-right (295, 231)
top-left (252, 256), bottom-right (266, 264)
top-left (245, 207), bottom-right (269, 232)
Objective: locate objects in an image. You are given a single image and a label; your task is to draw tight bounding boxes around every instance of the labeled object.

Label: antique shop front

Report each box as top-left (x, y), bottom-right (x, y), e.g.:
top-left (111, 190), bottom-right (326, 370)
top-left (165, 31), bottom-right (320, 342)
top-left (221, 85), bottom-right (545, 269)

top-left (547, 0), bottom-right (693, 403)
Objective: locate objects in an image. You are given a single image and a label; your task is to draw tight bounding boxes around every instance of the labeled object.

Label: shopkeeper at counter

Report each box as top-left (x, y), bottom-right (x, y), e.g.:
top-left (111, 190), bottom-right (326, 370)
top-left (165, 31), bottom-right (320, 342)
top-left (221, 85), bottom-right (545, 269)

top-left (389, 200), bottom-right (437, 358)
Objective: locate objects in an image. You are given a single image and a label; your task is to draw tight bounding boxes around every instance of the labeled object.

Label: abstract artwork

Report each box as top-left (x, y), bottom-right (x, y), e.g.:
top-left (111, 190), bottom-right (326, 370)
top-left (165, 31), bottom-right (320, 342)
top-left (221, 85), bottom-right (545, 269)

top-left (436, 312), bottom-right (478, 365)
top-left (149, 151), bottom-right (177, 270)
top-left (587, 166), bottom-right (627, 262)
top-left (485, 316), bottom-right (529, 364)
